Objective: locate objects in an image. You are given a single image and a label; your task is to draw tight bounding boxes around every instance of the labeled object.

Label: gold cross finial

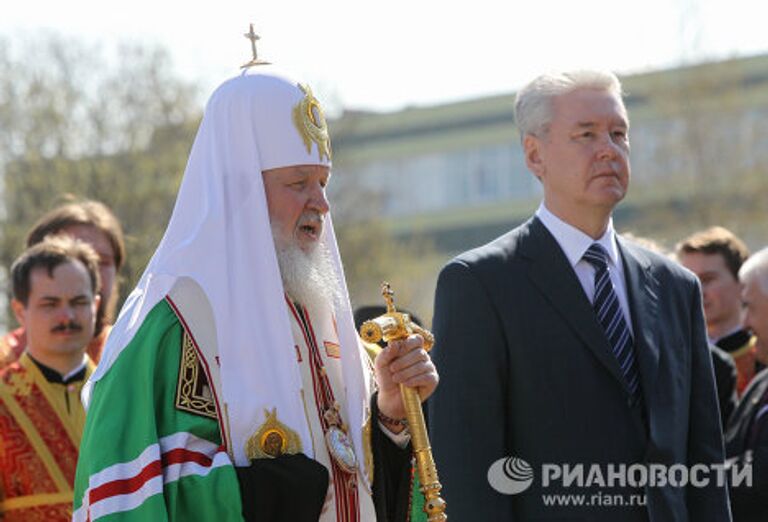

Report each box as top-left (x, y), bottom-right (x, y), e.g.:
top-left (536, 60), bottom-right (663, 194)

top-left (381, 282), bottom-right (397, 314)
top-left (241, 23), bottom-right (271, 69)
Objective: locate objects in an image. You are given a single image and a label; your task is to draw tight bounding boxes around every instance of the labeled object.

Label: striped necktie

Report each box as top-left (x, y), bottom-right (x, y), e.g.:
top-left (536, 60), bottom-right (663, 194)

top-left (583, 243), bottom-right (642, 403)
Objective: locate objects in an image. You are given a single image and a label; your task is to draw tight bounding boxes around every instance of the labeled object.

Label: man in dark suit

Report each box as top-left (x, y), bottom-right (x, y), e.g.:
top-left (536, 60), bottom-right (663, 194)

top-left (428, 71), bottom-right (731, 521)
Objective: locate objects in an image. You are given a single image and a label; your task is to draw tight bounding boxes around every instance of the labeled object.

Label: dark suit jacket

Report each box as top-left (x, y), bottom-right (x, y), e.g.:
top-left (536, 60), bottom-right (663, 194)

top-left (428, 217), bottom-right (731, 521)
top-left (725, 368), bottom-right (768, 522)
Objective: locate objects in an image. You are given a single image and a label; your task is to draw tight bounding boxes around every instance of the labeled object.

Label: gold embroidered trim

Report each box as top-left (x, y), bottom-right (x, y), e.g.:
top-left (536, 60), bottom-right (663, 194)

top-left (324, 341), bottom-right (341, 359)
top-left (245, 408), bottom-right (302, 460)
top-left (18, 354), bottom-right (91, 446)
top-left (0, 382), bottom-right (71, 492)
top-left (175, 332), bottom-right (217, 419)
top-left (362, 407), bottom-right (374, 485)
top-left (731, 335), bottom-right (757, 358)
top-left (7, 368), bottom-right (32, 396)
top-left (0, 491), bottom-right (73, 511)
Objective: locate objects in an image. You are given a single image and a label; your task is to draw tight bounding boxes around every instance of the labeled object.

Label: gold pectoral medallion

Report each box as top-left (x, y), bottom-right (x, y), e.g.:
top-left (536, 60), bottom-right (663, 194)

top-left (246, 408), bottom-right (302, 460)
top-left (323, 404), bottom-right (357, 474)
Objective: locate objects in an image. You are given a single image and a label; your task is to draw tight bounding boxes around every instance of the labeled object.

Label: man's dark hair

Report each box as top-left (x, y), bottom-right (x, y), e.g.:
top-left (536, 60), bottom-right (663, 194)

top-left (676, 227), bottom-right (750, 279)
top-left (26, 199), bottom-right (125, 271)
top-left (12, 235), bottom-right (101, 306)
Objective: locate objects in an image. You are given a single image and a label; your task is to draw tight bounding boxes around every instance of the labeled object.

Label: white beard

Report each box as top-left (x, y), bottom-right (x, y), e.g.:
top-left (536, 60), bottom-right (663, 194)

top-left (274, 233), bottom-right (343, 316)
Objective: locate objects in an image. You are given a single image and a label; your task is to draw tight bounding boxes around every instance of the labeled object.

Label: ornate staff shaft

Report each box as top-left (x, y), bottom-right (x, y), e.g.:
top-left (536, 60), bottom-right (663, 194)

top-left (360, 283), bottom-right (447, 521)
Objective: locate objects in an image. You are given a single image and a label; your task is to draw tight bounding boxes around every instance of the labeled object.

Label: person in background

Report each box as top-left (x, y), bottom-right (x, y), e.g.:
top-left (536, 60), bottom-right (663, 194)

top-left (725, 246), bottom-right (768, 521)
top-left (0, 235), bottom-right (101, 520)
top-left (0, 199), bottom-right (125, 366)
top-left (677, 227), bottom-right (760, 395)
top-left (625, 231), bottom-right (738, 428)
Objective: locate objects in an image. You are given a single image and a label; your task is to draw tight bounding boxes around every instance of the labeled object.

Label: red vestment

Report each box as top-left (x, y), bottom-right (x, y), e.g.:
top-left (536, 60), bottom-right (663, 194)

top-left (0, 353), bottom-right (93, 521)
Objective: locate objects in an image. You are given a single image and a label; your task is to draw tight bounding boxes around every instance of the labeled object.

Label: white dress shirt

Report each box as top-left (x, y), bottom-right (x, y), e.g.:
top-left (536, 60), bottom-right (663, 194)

top-left (535, 203), bottom-right (634, 336)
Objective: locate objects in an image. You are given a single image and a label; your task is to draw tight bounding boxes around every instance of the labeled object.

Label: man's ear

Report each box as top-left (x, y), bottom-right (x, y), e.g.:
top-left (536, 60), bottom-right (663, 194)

top-left (523, 134), bottom-right (545, 181)
top-left (11, 299), bottom-right (27, 328)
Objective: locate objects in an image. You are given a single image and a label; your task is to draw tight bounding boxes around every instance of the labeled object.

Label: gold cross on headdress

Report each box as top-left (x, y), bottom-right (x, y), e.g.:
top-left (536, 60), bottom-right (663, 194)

top-left (241, 23), bottom-right (271, 69)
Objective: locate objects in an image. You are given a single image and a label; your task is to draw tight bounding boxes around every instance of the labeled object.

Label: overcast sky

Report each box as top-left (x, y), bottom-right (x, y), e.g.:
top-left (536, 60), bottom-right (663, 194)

top-left (2, 0), bottom-right (766, 112)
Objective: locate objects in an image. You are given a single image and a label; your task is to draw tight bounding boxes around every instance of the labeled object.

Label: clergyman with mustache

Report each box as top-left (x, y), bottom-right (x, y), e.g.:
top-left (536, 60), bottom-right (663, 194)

top-left (0, 235), bottom-right (102, 520)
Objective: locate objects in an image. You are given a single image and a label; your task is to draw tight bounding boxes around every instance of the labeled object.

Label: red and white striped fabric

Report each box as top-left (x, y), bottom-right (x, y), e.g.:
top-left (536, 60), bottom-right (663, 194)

top-left (74, 432), bottom-right (231, 521)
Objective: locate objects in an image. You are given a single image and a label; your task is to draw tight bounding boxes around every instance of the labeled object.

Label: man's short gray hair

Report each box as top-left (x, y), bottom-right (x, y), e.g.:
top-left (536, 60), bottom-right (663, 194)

top-left (739, 246), bottom-right (768, 294)
top-left (514, 70), bottom-right (624, 138)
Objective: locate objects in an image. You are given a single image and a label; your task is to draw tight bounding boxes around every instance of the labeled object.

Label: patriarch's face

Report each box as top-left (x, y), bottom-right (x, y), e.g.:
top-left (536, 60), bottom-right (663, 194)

top-left (262, 165), bottom-right (331, 253)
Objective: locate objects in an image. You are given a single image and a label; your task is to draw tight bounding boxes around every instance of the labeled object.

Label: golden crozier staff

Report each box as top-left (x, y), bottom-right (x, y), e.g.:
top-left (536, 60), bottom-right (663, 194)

top-left (360, 283), bottom-right (447, 521)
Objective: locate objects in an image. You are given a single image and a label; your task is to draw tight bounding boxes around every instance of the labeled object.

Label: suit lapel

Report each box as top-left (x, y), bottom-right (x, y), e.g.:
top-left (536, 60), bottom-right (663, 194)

top-left (521, 218), bottom-right (628, 391)
top-left (617, 238), bottom-right (660, 399)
